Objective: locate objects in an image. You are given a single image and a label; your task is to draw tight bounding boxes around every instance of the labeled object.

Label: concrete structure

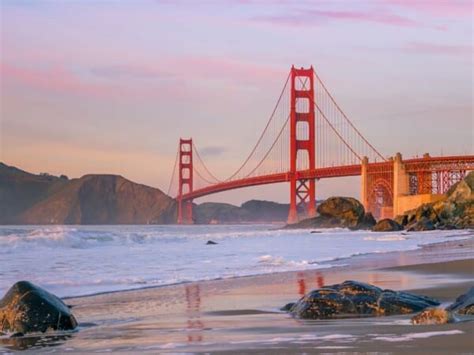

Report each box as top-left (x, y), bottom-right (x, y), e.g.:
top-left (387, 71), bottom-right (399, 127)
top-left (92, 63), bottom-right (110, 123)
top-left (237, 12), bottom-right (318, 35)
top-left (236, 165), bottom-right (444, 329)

top-left (360, 152), bottom-right (470, 219)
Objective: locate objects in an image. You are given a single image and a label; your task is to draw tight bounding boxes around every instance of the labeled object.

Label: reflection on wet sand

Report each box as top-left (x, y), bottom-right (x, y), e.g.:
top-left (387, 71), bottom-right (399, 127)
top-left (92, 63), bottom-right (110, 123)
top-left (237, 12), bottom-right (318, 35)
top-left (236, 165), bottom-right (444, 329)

top-left (296, 271), bottom-right (325, 297)
top-left (185, 284), bottom-right (203, 343)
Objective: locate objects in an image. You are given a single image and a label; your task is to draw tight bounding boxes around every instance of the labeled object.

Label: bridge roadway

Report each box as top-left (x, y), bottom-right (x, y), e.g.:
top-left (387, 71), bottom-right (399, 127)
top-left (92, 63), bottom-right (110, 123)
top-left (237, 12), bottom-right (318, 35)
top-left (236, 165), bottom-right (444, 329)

top-left (181, 155), bottom-right (474, 201)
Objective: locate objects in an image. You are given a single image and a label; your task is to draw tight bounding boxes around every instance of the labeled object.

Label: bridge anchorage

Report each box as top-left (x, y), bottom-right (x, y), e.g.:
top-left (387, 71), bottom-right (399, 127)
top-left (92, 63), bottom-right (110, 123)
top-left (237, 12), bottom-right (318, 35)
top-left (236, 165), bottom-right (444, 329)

top-left (168, 66), bottom-right (474, 224)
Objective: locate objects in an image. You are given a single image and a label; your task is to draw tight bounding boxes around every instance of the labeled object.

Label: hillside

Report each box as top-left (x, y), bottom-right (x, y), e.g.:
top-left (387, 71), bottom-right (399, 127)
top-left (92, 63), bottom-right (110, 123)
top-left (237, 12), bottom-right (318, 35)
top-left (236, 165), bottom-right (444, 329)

top-left (194, 200), bottom-right (304, 224)
top-left (1, 162), bottom-right (300, 224)
top-left (0, 163), bottom-right (175, 224)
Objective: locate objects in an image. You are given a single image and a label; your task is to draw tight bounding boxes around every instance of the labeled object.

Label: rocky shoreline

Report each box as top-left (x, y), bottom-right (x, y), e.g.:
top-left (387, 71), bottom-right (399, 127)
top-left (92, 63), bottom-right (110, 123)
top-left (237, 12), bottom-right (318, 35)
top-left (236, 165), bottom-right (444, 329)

top-left (288, 171), bottom-right (474, 232)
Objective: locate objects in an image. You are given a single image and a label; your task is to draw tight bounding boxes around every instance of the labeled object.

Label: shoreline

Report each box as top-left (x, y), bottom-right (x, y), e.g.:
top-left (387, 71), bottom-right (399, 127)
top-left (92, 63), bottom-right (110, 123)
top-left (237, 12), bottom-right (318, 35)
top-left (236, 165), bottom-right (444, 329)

top-left (62, 230), bottom-right (473, 300)
top-left (1, 232), bottom-right (472, 353)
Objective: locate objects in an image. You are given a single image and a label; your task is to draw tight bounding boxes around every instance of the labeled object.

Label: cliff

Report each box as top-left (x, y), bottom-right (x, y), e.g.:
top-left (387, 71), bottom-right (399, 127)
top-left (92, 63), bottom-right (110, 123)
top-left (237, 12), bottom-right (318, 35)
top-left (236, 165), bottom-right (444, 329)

top-left (0, 163), bottom-right (175, 224)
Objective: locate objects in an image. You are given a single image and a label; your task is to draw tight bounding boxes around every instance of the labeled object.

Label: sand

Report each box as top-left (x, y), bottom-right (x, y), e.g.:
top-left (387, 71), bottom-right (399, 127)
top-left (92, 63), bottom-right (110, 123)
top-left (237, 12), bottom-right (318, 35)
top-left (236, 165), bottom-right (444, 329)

top-left (1, 233), bottom-right (473, 353)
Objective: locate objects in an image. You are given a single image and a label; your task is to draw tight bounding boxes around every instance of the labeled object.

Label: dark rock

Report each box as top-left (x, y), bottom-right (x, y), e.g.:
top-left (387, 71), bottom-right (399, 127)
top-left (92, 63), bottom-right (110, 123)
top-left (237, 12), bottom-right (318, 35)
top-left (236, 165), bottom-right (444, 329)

top-left (287, 197), bottom-right (370, 230)
top-left (0, 281), bottom-right (77, 334)
top-left (393, 214), bottom-right (408, 227)
top-left (372, 218), bottom-right (403, 232)
top-left (415, 204), bottom-right (439, 224)
top-left (407, 217), bottom-right (436, 231)
top-left (206, 240), bottom-right (218, 245)
top-left (281, 302), bottom-right (295, 312)
top-left (446, 287), bottom-right (474, 315)
top-left (358, 212), bottom-right (377, 230)
top-left (285, 280), bottom-right (439, 319)
top-left (317, 197), bottom-right (365, 228)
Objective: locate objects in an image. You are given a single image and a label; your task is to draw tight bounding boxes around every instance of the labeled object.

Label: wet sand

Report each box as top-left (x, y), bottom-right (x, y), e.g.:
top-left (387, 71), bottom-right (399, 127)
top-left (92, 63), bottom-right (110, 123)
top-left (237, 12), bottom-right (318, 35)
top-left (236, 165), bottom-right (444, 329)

top-left (1, 233), bottom-right (473, 353)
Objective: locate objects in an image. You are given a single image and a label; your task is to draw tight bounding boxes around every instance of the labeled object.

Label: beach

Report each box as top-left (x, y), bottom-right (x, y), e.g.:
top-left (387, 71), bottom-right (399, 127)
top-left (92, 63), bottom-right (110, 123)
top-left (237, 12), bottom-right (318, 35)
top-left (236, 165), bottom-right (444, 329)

top-left (1, 231), bottom-right (472, 353)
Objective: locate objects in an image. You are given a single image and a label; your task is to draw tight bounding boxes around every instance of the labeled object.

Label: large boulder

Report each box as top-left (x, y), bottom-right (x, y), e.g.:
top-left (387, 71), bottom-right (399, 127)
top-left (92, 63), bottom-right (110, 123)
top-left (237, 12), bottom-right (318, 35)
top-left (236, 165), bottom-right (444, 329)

top-left (285, 280), bottom-right (439, 319)
top-left (287, 197), bottom-right (373, 229)
top-left (317, 197), bottom-right (365, 228)
top-left (372, 218), bottom-right (403, 232)
top-left (0, 281), bottom-right (77, 335)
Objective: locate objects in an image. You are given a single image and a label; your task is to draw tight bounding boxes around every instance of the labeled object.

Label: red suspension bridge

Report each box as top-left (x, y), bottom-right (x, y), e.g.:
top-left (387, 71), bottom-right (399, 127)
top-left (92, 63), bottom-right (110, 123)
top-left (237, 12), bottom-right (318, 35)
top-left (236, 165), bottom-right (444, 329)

top-left (168, 66), bottom-right (474, 224)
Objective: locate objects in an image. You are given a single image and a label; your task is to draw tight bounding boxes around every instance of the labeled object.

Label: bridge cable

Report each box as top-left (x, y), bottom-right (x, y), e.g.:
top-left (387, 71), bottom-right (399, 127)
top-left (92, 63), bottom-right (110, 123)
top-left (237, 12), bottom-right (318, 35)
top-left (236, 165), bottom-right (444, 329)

top-left (297, 76), bottom-right (362, 162)
top-left (167, 145), bottom-right (179, 197)
top-left (313, 71), bottom-right (386, 161)
top-left (192, 142), bottom-right (223, 183)
top-left (242, 114), bottom-right (291, 178)
top-left (224, 71), bottom-right (291, 181)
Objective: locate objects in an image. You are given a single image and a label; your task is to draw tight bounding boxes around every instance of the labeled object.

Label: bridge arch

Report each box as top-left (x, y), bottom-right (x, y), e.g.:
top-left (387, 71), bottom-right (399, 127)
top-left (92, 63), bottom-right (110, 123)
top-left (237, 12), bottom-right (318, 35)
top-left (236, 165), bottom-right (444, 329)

top-left (368, 178), bottom-right (393, 219)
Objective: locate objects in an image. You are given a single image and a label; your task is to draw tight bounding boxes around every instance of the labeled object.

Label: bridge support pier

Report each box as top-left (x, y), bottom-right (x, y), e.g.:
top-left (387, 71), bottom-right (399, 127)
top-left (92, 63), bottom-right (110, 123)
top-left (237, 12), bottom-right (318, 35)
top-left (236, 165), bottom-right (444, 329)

top-left (287, 66), bottom-right (316, 224)
top-left (360, 156), bottom-right (369, 212)
top-left (177, 138), bottom-right (194, 224)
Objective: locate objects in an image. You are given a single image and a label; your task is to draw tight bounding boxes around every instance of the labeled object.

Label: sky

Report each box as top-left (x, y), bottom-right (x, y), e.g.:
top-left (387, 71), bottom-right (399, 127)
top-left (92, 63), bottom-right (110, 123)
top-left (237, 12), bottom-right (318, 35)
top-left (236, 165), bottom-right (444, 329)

top-left (0, 0), bottom-right (472, 205)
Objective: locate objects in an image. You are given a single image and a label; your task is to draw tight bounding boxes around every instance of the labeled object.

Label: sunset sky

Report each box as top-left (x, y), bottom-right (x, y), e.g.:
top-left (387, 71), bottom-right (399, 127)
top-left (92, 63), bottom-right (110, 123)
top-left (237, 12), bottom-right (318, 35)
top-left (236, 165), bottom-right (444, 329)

top-left (1, 0), bottom-right (472, 204)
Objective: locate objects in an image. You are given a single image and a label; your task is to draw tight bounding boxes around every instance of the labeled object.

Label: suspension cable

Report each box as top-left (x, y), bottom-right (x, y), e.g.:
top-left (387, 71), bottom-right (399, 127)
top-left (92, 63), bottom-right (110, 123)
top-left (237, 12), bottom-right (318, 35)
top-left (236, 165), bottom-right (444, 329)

top-left (297, 77), bottom-right (362, 161)
top-left (242, 114), bottom-right (291, 178)
top-left (225, 71), bottom-right (291, 181)
top-left (192, 142), bottom-right (222, 183)
top-left (193, 164), bottom-right (220, 185)
top-left (313, 71), bottom-right (386, 161)
top-left (167, 146), bottom-right (179, 196)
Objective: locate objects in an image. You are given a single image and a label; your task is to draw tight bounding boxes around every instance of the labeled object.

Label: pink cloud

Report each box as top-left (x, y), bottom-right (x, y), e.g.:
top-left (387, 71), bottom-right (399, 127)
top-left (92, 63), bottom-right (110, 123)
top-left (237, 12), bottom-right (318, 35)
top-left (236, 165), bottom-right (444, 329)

top-left (404, 41), bottom-right (474, 56)
top-left (384, 0), bottom-right (472, 18)
top-left (1, 62), bottom-right (192, 100)
top-left (1, 62), bottom-right (116, 98)
top-left (172, 56), bottom-right (285, 85)
top-left (253, 8), bottom-right (419, 28)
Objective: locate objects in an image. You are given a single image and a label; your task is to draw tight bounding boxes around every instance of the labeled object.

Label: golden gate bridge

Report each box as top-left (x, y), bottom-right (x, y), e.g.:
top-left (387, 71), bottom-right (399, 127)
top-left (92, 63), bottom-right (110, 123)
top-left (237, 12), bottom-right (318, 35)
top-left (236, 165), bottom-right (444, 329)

top-left (168, 66), bottom-right (474, 224)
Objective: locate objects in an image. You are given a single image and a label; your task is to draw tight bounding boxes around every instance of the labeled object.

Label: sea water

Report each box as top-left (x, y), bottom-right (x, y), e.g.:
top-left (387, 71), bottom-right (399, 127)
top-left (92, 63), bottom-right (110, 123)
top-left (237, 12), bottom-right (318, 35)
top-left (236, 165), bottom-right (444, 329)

top-left (0, 225), bottom-right (470, 298)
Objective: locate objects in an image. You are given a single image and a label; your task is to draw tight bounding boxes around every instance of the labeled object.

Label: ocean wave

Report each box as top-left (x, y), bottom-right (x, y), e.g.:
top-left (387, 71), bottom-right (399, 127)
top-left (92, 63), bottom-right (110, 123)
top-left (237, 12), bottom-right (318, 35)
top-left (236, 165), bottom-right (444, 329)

top-left (363, 235), bottom-right (407, 242)
top-left (257, 254), bottom-right (311, 267)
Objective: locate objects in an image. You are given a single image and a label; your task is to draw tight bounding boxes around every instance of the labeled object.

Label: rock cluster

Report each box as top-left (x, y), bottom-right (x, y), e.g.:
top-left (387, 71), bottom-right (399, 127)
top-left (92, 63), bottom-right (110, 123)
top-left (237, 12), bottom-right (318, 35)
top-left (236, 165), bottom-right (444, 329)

top-left (287, 197), bottom-right (376, 230)
top-left (283, 280), bottom-right (439, 319)
top-left (412, 287), bottom-right (474, 325)
top-left (394, 171), bottom-right (474, 231)
top-left (0, 281), bottom-right (77, 335)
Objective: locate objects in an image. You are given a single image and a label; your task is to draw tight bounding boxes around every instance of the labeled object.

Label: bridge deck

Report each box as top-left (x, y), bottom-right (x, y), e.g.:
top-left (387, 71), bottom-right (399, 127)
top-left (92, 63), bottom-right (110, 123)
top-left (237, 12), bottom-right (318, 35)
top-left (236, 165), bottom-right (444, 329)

top-left (180, 155), bottom-right (474, 201)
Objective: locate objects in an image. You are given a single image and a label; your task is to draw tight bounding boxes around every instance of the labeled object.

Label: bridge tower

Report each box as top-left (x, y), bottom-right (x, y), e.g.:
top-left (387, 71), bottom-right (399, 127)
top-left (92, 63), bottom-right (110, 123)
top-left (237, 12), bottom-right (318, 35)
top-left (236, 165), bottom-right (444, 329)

top-left (287, 66), bottom-right (316, 224)
top-left (177, 138), bottom-right (194, 224)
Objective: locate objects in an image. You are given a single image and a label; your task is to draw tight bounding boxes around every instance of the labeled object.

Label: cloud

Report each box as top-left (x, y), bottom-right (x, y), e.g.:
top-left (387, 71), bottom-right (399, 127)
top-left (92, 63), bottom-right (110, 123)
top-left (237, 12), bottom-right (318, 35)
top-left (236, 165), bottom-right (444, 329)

top-left (1, 61), bottom-right (191, 100)
top-left (253, 8), bottom-right (419, 28)
top-left (198, 146), bottom-right (228, 157)
top-left (1, 62), bottom-right (112, 98)
top-left (90, 65), bottom-right (174, 80)
top-left (384, 0), bottom-right (473, 18)
top-left (404, 42), bottom-right (473, 56)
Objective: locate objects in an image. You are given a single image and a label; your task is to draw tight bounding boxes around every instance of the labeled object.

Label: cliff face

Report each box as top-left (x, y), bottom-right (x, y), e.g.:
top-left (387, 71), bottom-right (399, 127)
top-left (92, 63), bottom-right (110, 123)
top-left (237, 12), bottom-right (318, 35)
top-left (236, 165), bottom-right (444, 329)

top-left (1, 162), bottom-right (297, 225)
top-left (0, 163), bottom-right (69, 224)
top-left (0, 163), bottom-right (175, 224)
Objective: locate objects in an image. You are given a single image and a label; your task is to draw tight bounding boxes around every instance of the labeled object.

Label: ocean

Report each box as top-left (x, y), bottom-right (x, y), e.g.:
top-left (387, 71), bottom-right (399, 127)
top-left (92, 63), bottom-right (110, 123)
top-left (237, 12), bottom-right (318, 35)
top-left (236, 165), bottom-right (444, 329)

top-left (0, 225), bottom-right (470, 298)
